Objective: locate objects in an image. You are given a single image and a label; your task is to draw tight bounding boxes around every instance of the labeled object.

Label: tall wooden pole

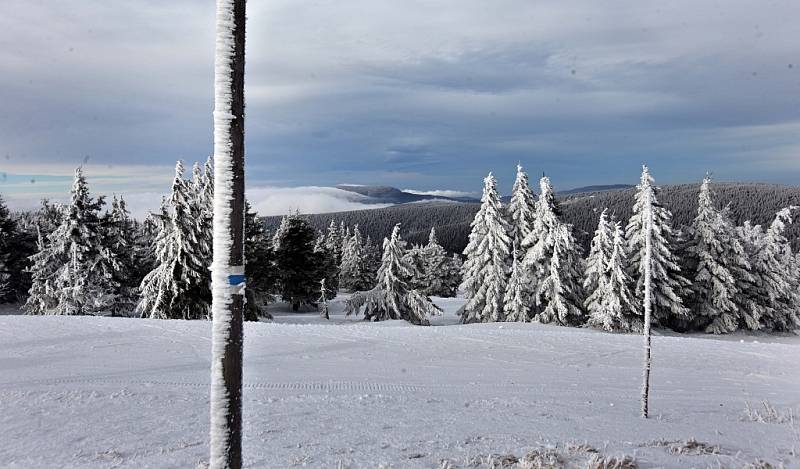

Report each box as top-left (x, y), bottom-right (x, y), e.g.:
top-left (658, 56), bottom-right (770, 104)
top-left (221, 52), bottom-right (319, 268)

top-left (209, 0), bottom-right (246, 467)
top-left (641, 171), bottom-right (653, 419)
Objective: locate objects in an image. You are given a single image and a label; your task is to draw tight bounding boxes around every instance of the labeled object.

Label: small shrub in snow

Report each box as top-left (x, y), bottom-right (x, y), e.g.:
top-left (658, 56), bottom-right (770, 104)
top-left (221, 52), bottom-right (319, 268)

top-left (744, 400), bottom-right (795, 424)
top-left (584, 454), bottom-right (637, 469)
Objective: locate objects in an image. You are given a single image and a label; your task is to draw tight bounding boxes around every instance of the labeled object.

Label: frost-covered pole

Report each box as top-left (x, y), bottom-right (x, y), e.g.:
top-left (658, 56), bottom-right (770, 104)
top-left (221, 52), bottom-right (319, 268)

top-left (641, 166), bottom-right (653, 419)
top-left (209, 0), bottom-right (246, 467)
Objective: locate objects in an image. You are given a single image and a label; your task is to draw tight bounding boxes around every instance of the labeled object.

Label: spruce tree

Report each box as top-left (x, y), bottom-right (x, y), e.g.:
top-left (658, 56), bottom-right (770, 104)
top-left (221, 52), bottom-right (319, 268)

top-left (503, 244), bottom-right (529, 322)
top-left (586, 220), bottom-right (640, 332)
top-left (324, 219), bottom-right (342, 264)
top-left (22, 225), bottom-right (61, 314)
top-left (739, 208), bottom-right (800, 331)
top-left (459, 173), bottom-right (511, 323)
top-left (0, 195), bottom-right (36, 303)
top-left (402, 243), bottom-right (426, 291)
top-left (626, 166), bottom-right (690, 329)
top-left (46, 168), bottom-right (121, 315)
top-left (523, 176), bottom-right (583, 324)
top-left (244, 202), bottom-right (276, 319)
top-left (533, 222), bottom-right (585, 325)
top-left (419, 228), bottom-right (460, 297)
top-left (344, 224), bottom-right (439, 325)
top-left (507, 164), bottom-right (536, 249)
top-left (687, 175), bottom-right (754, 333)
top-left (137, 162), bottom-right (211, 319)
top-left (273, 214), bottom-right (320, 311)
top-left (339, 225), bottom-right (372, 291)
top-left (583, 209), bottom-right (613, 299)
top-left (104, 195), bottom-right (138, 316)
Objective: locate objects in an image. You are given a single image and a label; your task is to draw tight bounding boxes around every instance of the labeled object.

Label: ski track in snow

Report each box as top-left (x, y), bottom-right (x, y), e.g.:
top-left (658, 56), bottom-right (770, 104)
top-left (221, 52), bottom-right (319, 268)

top-left (1, 295), bottom-right (799, 468)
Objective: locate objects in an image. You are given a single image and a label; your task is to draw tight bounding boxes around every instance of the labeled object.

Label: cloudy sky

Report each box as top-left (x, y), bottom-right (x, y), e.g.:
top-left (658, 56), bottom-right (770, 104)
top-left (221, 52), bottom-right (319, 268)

top-left (1, 0), bottom-right (799, 216)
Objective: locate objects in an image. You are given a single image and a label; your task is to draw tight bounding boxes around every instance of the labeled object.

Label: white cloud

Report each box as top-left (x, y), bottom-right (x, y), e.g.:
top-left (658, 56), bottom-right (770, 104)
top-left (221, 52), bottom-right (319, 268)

top-left (403, 189), bottom-right (477, 199)
top-left (247, 186), bottom-right (392, 217)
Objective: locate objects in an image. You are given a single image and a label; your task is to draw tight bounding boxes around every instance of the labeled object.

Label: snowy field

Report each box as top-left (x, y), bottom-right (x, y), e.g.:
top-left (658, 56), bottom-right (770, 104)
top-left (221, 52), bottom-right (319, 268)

top-left (1, 296), bottom-right (799, 468)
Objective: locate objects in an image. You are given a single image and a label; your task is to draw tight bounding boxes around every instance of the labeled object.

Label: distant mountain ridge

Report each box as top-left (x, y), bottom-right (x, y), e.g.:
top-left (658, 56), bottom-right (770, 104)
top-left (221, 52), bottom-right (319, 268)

top-left (334, 183), bottom-right (633, 206)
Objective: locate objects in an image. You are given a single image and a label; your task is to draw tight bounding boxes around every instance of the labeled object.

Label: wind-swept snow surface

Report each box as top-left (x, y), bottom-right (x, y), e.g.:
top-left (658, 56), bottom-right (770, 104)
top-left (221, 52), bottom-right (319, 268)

top-left (0, 297), bottom-right (798, 468)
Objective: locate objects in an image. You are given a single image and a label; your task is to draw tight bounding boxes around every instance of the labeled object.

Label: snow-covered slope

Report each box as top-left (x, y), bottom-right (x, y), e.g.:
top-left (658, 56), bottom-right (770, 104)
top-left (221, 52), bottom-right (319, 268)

top-left (0, 297), bottom-right (798, 468)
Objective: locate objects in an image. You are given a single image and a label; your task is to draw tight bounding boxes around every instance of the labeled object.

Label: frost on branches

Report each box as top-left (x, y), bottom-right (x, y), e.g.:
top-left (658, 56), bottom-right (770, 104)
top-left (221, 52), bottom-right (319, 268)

top-left (738, 207), bottom-right (800, 332)
top-left (417, 228), bottom-right (461, 298)
top-left (459, 173), bottom-right (511, 323)
top-left (686, 175), bottom-right (755, 333)
top-left (502, 244), bottom-right (529, 322)
top-left (507, 164), bottom-right (536, 249)
top-left (522, 176), bottom-right (583, 325)
top-left (626, 166), bottom-right (690, 329)
top-left (24, 168), bottom-right (121, 315)
top-left (344, 224), bottom-right (440, 325)
top-left (339, 225), bottom-right (373, 291)
top-left (586, 218), bottom-right (640, 332)
top-left (136, 161), bottom-right (212, 320)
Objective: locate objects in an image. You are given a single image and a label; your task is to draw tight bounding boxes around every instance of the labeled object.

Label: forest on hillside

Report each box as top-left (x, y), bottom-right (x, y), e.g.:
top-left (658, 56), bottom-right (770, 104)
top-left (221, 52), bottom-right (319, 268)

top-left (265, 183), bottom-right (800, 255)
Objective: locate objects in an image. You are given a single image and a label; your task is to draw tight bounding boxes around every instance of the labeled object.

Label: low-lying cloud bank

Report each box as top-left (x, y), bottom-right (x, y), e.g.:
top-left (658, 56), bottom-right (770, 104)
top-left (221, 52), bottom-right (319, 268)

top-left (247, 186), bottom-right (392, 217)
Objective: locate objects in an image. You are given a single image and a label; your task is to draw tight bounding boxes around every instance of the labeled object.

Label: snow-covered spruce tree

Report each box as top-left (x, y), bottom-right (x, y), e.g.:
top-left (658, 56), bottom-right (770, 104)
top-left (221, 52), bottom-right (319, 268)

top-left (313, 234), bottom-right (339, 300)
top-left (417, 227), bottom-right (460, 297)
top-left (532, 222), bottom-right (585, 325)
top-left (460, 173), bottom-right (511, 323)
top-left (738, 208), bottom-right (800, 332)
top-left (522, 176), bottom-right (584, 325)
top-left (521, 176), bottom-right (561, 305)
top-left (22, 225), bottom-right (61, 314)
top-left (137, 162), bottom-right (211, 319)
top-left (273, 214), bottom-right (321, 311)
top-left (339, 225), bottom-right (372, 291)
top-left (625, 166), bottom-right (690, 330)
top-left (324, 219), bottom-right (342, 264)
top-left (344, 224), bottom-right (440, 325)
top-left (104, 195), bottom-right (138, 316)
top-left (503, 244), bottom-right (529, 322)
top-left (402, 243), bottom-right (426, 291)
top-left (583, 208), bottom-right (613, 299)
top-left (271, 214), bottom-right (291, 251)
top-left (507, 164), bottom-right (536, 249)
top-left (686, 175), bottom-right (754, 333)
top-left (363, 234), bottom-right (381, 285)
top-left (586, 220), bottom-right (640, 332)
top-left (44, 168), bottom-right (122, 315)
top-left (318, 278), bottom-right (330, 320)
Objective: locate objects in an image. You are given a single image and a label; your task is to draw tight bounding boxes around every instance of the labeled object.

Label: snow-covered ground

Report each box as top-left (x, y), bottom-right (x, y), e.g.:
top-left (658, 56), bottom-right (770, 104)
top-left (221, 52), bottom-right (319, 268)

top-left (1, 295), bottom-right (798, 468)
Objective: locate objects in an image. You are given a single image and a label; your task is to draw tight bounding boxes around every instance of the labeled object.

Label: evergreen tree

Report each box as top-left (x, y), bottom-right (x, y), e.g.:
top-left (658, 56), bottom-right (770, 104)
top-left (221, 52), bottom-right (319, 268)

top-left (104, 195), bottom-right (137, 316)
top-left (586, 220), bottom-right (640, 332)
top-left (687, 175), bottom-right (754, 333)
top-left (402, 243), bottom-right (426, 291)
top-left (503, 244), bottom-right (528, 322)
top-left (273, 214), bottom-right (320, 311)
top-left (324, 219), bottom-right (342, 264)
top-left (244, 202), bottom-right (276, 320)
top-left (460, 173), bottom-right (511, 323)
top-left (418, 228), bottom-right (460, 297)
top-left (583, 209), bottom-right (613, 299)
top-left (532, 222), bottom-right (585, 325)
top-left (521, 176), bottom-right (561, 304)
top-left (44, 168), bottom-right (121, 315)
top-left (626, 166), bottom-right (690, 329)
top-left (363, 234), bottom-right (381, 285)
top-left (137, 162), bottom-right (211, 319)
top-left (739, 207), bottom-right (800, 331)
top-left (344, 224), bottom-right (439, 325)
top-left (22, 225), bottom-right (60, 314)
top-left (523, 176), bottom-right (584, 324)
top-left (0, 195), bottom-right (36, 303)
top-left (339, 225), bottom-right (372, 291)
top-left (507, 164), bottom-right (536, 249)
top-left (313, 234), bottom-right (339, 300)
